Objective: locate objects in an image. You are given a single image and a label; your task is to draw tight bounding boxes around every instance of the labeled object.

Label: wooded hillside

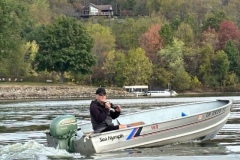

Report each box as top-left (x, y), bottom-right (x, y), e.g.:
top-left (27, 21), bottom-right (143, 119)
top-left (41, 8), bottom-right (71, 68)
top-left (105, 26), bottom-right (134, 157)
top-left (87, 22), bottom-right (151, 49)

top-left (1, 0), bottom-right (240, 92)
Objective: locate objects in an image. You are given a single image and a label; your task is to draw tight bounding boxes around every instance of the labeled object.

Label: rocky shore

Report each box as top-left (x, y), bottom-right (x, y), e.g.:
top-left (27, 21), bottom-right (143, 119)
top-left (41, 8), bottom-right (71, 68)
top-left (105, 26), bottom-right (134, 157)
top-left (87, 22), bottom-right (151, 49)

top-left (2, 84), bottom-right (239, 101)
top-left (0, 84), bottom-right (134, 100)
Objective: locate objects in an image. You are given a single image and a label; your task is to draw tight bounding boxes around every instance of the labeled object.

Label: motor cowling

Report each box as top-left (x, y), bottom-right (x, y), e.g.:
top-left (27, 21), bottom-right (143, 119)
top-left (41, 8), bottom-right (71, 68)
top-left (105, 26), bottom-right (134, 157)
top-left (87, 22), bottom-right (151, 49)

top-left (50, 115), bottom-right (77, 138)
top-left (49, 115), bottom-right (77, 150)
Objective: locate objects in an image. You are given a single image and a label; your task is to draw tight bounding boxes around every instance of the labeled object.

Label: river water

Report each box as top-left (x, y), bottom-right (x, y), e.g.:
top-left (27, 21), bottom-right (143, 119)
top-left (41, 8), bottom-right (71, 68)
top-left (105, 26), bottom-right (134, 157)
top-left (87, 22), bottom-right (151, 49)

top-left (0, 96), bottom-right (240, 160)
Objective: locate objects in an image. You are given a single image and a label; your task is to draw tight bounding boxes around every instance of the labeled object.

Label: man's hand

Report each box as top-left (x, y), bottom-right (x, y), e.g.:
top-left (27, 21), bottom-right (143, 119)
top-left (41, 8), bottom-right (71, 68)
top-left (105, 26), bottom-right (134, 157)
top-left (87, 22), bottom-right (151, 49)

top-left (104, 101), bottom-right (111, 109)
top-left (115, 105), bottom-right (121, 112)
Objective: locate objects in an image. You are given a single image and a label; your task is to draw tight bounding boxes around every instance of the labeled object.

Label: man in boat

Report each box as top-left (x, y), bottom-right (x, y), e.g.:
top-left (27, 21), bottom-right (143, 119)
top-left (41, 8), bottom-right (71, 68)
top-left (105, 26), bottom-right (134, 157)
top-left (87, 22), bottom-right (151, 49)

top-left (90, 87), bottom-right (127, 133)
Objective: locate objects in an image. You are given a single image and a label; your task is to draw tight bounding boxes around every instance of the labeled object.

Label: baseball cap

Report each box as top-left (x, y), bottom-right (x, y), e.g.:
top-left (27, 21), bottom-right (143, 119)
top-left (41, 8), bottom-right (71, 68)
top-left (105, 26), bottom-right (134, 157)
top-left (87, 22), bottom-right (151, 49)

top-left (96, 87), bottom-right (106, 95)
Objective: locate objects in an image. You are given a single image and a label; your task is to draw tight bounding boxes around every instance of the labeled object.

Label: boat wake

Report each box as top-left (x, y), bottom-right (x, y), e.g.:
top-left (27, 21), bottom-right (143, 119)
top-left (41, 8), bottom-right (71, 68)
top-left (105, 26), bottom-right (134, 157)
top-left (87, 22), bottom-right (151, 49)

top-left (0, 140), bottom-right (82, 160)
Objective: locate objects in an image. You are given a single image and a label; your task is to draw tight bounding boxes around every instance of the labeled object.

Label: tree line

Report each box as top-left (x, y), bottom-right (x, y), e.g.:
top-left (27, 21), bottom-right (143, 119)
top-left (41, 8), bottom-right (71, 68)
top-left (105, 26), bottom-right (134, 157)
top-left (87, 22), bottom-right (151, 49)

top-left (1, 0), bottom-right (240, 92)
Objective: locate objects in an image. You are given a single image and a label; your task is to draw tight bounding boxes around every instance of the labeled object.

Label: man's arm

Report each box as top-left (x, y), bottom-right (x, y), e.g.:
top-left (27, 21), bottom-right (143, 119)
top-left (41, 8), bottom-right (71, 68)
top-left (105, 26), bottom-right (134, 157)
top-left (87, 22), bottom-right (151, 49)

top-left (110, 109), bottom-right (121, 119)
top-left (110, 106), bottom-right (121, 119)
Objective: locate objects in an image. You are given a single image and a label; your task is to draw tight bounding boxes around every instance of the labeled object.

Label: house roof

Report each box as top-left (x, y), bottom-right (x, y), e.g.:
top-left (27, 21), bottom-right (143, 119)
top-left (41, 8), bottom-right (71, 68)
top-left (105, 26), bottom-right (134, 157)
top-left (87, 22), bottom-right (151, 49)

top-left (83, 3), bottom-right (113, 11)
top-left (97, 5), bottom-right (112, 11)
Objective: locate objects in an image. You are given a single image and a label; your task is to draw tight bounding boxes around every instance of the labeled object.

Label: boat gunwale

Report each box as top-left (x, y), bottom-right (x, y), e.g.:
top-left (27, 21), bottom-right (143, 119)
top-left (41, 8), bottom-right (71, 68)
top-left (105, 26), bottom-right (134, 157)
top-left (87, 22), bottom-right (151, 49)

top-left (120, 99), bottom-right (232, 118)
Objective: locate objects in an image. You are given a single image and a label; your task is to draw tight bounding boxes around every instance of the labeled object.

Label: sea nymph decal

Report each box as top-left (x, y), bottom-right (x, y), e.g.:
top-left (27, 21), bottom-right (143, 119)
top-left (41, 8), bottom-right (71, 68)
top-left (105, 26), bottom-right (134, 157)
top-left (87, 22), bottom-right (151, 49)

top-left (99, 134), bottom-right (124, 142)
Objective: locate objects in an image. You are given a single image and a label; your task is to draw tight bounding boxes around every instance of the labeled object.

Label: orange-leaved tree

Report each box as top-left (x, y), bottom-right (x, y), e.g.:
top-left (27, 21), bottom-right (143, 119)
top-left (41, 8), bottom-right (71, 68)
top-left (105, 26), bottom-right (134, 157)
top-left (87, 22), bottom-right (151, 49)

top-left (139, 24), bottom-right (163, 64)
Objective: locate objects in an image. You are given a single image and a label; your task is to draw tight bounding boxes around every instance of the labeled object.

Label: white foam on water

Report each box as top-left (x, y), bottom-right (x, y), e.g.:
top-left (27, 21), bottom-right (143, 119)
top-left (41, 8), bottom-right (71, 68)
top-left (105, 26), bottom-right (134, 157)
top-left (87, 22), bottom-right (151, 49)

top-left (0, 140), bottom-right (78, 160)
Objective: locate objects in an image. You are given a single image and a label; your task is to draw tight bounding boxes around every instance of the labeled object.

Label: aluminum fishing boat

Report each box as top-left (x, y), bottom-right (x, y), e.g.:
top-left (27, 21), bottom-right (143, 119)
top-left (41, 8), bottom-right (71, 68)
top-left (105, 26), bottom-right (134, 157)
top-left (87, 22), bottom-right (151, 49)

top-left (46, 99), bottom-right (232, 155)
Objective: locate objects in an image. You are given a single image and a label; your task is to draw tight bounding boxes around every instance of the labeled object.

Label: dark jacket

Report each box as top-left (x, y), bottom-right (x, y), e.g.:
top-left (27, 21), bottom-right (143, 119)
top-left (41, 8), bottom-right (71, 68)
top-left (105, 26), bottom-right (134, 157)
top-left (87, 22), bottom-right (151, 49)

top-left (90, 99), bottom-right (120, 133)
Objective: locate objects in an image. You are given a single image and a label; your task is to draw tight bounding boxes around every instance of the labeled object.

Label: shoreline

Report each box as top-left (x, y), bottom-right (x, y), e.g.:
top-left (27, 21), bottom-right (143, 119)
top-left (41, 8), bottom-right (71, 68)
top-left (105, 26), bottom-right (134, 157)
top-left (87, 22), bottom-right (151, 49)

top-left (1, 84), bottom-right (240, 101)
top-left (0, 84), bottom-right (134, 101)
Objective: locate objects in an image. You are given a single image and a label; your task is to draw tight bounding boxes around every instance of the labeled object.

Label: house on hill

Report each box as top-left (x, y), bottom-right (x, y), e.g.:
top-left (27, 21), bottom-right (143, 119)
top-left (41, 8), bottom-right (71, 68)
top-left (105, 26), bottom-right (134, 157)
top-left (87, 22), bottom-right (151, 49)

top-left (80, 3), bottom-right (113, 18)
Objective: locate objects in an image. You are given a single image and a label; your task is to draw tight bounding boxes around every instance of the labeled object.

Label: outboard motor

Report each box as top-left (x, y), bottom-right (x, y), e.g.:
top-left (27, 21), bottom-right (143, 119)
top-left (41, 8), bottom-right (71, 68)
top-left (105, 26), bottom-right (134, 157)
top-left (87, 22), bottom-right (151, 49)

top-left (47, 115), bottom-right (78, 151)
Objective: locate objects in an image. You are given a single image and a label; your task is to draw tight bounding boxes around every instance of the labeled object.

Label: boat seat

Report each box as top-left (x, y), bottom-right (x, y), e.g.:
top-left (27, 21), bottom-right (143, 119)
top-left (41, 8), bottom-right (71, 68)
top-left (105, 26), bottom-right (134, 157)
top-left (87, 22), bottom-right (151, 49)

top-left (127, 121), bottom-right (145, 127)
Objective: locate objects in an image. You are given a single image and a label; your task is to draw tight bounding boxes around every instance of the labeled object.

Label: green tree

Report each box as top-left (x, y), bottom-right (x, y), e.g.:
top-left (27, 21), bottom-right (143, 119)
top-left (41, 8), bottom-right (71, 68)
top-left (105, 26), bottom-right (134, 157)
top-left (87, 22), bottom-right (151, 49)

top-left (211, 50), bottom-right (230, 88)
top-left (183, 47), bottom-right (201, 78)
top-left (157, 0), bottom-right (184, 20)
top-left (28, 0), bottom-right (52, 26)
top-left (0, 0), bottom-right (28, 59)
top-left (87, 23), bottom-right (116, 67)
top-left (112, 18), bottom-right (140, 49)
top-left (202, 10), bottom-right (227, 31)
top-left (183, 13), bottom-right (197, 34)
top-left (198, 44), bottom-right (214, 86)
top-left (170, 16), bottom-right (181, 30)
top-left (86, 23), bottom-right (116, 85)
top-left (158, 39), bottom-right (191, 90)
top-left (159, 24), bottom-right (174, 46)
top-left (49, 0), bottom-right (77, 17)
top-left (224, 72), bottom-right (238, 87)
top-left (23, 41), bottom-right (39, 76)
top-left (224, 41), bottom-right (239, 76)
top-left (110, 17), bottom-right (155, 50)
top-left (150, 66), bottom-right (173, 89)
top-left (146, 0), bottom-right (162, 15)
top-left (175, 22), bottom-right (194, 46)
top-left (159, 38), bottom-right (185, 70)
top-left (109, 0), bottom-right (140, 16)
top-left (103, 48), bottom-right (153, 86)
top-left (34, 15), bottom-right (95, 83)
top-left (133, 0), bottom-right (149, 16)
top-left (173, 68), bottom-right (192, 91)
top-left (0, 0), bottom-right (33, 78)
top-left (190, 76), bottom-right (202, 89)
top-left (112, 51), bottom-right (127, 86)
top-left (103, 50), bottom-right (116, 86)
top-left (22, 0), bottom-right (52, 41)
top-left (123, 48), bottom-right (153, 85)
top-left (104, 50), bottom-right (126, 86)
top-left (197, 44), bottom-right (230, 88)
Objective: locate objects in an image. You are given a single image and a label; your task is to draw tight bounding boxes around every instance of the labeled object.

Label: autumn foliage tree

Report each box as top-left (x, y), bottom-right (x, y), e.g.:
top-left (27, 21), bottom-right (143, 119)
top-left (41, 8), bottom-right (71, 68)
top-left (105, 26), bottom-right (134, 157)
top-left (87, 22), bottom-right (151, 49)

top-left (139, 24), bottom-right (163, 64)
top-left (218, 20), bottom-right (240, 50)
top-left (202, 27), bottom-right (219, 51)
top-left (87, 23), bottom-right (116, 84)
